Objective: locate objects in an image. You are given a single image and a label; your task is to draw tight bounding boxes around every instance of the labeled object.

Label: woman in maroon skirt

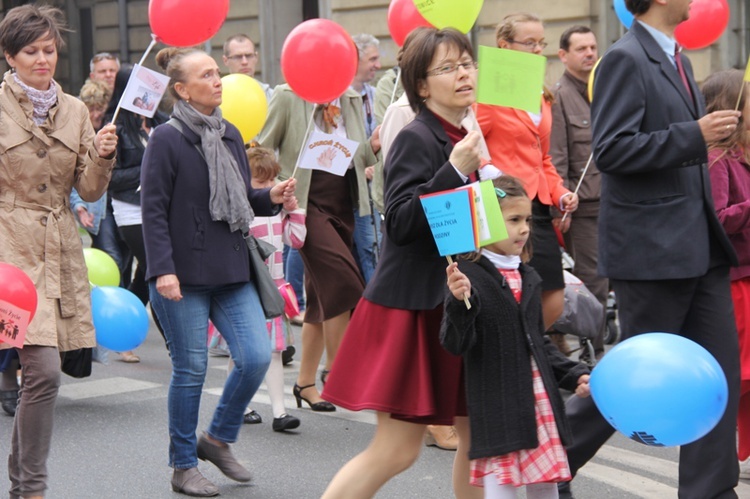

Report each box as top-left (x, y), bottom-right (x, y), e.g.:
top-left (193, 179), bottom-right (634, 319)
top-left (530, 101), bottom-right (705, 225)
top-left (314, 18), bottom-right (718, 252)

top-left (259, 83), bottom-right (377, 412)
top-left (322, 28), bottom-right (483, 499)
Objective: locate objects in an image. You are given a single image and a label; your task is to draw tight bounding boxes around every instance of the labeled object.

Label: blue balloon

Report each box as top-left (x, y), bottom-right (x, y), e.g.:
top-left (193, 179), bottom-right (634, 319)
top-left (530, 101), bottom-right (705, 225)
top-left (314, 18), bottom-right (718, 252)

top-left (91, 286), bottom-right (149, 352)
top-left (614, 0), bottom-right (634, 29)
top-left (590, 332), bottom-right (728, 447)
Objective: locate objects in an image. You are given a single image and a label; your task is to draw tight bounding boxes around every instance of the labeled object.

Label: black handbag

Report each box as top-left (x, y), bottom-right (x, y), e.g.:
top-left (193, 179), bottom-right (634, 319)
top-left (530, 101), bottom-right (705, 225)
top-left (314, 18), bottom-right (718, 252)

top-left (60, 348), bottom-right (93, 378)
top-left (244, 233), bottom-right (285, 319)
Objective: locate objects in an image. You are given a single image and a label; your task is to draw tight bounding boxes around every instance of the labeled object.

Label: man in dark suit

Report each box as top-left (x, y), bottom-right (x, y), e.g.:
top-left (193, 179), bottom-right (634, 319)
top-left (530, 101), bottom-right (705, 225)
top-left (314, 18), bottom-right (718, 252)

top-left (559, 0), bottom-right (742, 498)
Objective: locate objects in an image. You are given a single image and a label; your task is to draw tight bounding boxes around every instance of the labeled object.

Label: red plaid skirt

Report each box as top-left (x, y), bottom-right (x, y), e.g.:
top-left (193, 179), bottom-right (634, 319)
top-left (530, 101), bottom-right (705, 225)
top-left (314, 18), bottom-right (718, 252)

top-left (470, 357), bottom-right (571, 487)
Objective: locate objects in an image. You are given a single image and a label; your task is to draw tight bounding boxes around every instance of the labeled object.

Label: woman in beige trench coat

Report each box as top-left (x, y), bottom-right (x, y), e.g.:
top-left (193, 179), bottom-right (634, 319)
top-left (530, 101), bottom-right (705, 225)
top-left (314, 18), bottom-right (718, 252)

top-left (0, 6), bottom-right (118, 498)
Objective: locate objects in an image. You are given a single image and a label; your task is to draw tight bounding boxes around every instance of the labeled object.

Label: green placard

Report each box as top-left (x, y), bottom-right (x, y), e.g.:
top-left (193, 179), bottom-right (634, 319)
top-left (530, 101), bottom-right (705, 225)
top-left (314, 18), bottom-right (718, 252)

top-left (476, 180), bottom-right (508, 246)
top-left (476, 45), bottom-right (546, 114)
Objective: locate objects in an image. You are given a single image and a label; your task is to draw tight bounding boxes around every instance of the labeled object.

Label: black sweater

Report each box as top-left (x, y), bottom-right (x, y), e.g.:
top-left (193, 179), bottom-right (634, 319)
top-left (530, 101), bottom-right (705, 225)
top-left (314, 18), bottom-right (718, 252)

top-left (440, 257), bottom-right (590, 460)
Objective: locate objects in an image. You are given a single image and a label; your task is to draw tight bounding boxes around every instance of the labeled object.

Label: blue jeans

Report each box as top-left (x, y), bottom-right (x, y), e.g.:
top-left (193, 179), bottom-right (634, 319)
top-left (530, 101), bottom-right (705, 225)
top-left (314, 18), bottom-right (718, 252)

top-left (149, 281), bottom-right (271, 469)
top-left (283, 245), bottom-right (305, 312)
top-left (352, 207), bottom-right (382, 284)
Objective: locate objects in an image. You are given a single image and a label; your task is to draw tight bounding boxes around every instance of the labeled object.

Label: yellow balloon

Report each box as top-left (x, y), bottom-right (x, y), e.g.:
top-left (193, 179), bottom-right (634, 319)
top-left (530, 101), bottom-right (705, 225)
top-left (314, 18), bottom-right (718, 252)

top-left (588, 57), bottom-right (602, 103)
top-left (414, 0), bottom-right (483, 34)
top-left (220, 74), bottom-right (268, 143)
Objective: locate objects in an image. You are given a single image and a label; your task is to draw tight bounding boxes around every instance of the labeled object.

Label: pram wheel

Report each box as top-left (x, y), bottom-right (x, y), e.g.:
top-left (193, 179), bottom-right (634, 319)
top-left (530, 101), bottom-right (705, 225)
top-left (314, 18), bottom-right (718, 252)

top-left (604, 310), bottom-right (620, 345)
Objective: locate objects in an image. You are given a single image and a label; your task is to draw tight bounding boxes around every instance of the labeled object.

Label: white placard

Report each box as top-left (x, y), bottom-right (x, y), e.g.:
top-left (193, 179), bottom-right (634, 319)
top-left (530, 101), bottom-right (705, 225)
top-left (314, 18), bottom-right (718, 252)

top-left (118, 64), bottom-right (170, 118)
top-left (297, 130), bottom-right (360, 177)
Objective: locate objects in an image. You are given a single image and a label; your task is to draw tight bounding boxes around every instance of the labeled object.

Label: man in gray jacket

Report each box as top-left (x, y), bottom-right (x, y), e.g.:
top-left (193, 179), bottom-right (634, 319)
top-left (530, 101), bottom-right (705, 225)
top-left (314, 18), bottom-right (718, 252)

top-left (550, 25), bottom-right (607, 362)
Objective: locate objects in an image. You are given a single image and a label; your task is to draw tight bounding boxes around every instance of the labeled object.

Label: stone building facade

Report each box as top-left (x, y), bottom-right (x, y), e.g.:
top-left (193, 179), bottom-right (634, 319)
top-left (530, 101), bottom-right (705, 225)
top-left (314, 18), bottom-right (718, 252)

top-left (0, 0), bottom-right (748, 101)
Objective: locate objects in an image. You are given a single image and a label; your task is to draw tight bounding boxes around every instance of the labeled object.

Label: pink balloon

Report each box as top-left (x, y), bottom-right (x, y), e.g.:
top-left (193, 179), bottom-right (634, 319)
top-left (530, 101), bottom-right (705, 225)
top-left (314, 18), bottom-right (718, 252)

top-left (281, 19), bottom-right (358, 104)
top-left (149, 0), bottom-right (229, 47)
top-left (388, 0), bottom-right (433, 47)
top-left (674, 0), bottom-right (729, 50)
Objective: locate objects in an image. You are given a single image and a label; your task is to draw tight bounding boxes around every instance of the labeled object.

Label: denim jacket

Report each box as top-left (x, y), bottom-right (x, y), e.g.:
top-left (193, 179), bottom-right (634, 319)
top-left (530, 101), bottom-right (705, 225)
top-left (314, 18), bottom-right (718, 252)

top-left (70, 187), bottom-right (106, 236)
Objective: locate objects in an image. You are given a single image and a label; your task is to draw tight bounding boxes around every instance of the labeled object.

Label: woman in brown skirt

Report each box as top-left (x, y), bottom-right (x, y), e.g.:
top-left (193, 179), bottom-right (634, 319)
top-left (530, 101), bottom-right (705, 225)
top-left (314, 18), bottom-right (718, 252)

top-left (259, 83), bottom-right (377, 410)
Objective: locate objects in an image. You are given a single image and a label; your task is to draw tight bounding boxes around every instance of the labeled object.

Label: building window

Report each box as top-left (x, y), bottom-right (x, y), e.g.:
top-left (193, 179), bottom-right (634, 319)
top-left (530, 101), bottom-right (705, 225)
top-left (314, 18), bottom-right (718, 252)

top-left (303, 0), bottom-right (318, 20)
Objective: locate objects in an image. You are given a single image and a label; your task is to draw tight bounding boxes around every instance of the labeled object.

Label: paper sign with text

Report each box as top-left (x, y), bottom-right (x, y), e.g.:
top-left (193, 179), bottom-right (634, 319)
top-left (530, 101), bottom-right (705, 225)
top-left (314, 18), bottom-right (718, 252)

top-left (0, 299), bottom-right (31, 348)
top-left (119, 64), bottom-right (170, 118)
top-left (476, 45), bottom-right (546, 114)
top-left (298, 131), bottom-right (360, 176)
top-left (420, 188), bottom-right (478, 256)
top-left (458, 180), bottom-right (508, 246)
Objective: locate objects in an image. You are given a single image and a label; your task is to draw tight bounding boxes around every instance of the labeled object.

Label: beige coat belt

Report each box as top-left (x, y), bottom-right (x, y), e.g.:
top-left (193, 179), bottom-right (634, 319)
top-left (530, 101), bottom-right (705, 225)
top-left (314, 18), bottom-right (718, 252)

top-left (0, 192), bottom-right (77, 318)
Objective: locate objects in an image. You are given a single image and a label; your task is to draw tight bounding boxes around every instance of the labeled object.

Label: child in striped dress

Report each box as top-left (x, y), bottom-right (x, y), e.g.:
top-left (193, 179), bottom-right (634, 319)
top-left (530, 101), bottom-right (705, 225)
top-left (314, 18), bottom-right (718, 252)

top-left (240, 145), bottom-right (306, 432)
top-left (441, 176), bottom-right (591, 498)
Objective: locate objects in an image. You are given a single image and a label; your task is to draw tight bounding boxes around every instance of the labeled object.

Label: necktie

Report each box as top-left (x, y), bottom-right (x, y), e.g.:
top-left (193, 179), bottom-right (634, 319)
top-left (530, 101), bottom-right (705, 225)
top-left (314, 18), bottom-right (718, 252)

top-left (674, 46), bottom-right (693, 102)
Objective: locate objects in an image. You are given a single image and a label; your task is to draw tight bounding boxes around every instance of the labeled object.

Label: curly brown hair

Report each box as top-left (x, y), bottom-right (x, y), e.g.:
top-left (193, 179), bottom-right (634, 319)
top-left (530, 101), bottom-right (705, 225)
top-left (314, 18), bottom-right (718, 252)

top-left (246, 144), bottom-right (281, 183)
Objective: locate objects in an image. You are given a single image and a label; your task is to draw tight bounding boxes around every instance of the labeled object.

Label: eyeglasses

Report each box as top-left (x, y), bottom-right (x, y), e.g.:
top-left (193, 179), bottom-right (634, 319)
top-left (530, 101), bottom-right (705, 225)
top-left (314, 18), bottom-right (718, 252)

top-left (426, 60), bottom-right (478, 77)
top-left (508, 40), bottom-right (548, 50)
top-left (226, 52), bottom-right (258, 62)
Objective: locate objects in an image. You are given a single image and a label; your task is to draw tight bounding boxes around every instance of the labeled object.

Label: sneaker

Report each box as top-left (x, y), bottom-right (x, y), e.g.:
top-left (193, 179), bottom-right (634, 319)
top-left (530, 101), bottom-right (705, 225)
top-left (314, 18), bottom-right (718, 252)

top-left (740, 457), bottom-right (750, 480)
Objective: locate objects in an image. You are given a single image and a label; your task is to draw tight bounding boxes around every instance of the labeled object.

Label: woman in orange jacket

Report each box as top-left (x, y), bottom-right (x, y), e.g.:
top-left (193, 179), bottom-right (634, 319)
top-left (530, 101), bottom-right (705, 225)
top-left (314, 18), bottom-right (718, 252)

top-left (476, 12), bottom-right (579, 330)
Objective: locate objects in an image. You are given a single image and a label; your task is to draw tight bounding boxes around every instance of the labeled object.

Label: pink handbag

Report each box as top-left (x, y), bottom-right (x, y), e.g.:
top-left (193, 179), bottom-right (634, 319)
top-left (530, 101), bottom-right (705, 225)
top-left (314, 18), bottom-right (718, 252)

top-left (278, 282), bottom-right (299, 319)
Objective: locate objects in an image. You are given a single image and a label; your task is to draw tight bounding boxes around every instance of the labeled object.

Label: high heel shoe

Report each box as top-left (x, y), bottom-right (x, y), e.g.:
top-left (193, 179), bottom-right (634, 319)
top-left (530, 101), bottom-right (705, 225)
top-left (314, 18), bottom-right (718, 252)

top-left (293, 383), bottom-right (336, 412)
top-left (320, 369), bottom-right (330, 386)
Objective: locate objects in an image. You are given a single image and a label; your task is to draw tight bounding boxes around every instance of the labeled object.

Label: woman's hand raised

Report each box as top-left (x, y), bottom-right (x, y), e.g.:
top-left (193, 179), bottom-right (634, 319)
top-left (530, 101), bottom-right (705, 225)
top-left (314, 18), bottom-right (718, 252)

top-left (449, 130), bottom-right (482, 177)
top-left (94, 123), bottom-right (118, 159)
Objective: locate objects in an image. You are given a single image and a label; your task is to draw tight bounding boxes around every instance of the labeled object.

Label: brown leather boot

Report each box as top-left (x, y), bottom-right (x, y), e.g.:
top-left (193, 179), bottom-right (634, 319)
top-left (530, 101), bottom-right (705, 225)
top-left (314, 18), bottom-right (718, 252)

top-left (424, 425), bottom-right (458, 451)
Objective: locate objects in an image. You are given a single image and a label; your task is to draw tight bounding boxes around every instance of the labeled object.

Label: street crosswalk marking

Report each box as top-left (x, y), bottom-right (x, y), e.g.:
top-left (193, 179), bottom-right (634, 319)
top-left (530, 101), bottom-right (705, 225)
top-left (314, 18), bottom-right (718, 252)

top-left (593, 445), bottom-right (750, 496)
top-left (58, 376), bottom-right (161, 401)
top-left (579, 462), bottom-right (676, 497)
top-left (63, 377), bottom-right (749, 496)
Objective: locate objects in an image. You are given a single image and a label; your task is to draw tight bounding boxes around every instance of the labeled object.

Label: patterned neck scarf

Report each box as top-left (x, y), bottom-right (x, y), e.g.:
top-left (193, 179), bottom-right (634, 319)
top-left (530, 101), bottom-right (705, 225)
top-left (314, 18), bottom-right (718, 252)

top-left (13, 73), bottom-right (57, 126)
top-left (316, 103), bottom-right (342, 133)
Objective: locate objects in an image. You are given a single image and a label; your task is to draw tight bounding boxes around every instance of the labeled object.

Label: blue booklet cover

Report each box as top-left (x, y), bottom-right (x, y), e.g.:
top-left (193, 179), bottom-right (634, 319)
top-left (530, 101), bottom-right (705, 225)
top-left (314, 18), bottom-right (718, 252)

top-left (419, 188), bottom-right (477, 256)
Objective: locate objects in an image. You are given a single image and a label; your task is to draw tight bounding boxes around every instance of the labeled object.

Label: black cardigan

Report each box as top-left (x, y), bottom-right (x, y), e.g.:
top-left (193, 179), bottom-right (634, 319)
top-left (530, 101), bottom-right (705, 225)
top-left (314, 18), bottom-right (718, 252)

top-left (440, 257), bottom-right (590, 460)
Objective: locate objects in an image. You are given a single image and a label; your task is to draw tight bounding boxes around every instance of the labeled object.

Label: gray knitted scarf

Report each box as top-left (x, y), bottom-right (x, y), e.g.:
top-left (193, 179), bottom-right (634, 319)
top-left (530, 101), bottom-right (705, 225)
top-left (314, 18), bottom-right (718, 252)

top-left (172, 99), bottom-right (254, 233)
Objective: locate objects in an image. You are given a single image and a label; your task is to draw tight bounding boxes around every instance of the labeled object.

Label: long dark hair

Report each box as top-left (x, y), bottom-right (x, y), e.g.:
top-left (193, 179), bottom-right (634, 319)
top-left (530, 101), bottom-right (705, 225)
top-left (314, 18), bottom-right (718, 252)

top-left (104, 63), bottom-right (167, 147)
top-left (702, 69), bottom-right (750, 166)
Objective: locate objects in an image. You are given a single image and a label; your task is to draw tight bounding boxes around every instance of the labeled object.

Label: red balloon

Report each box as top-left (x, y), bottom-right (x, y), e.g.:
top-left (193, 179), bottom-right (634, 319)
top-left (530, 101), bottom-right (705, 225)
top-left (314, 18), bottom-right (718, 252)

top-left (675, 0), bottom-right (730, 50)
top-left (388, 0), bottom-right (433, 47)
top-left (0, 263), bottom-right (37, 321)
top-left (149, 0), bottom-right (229, 47)
top-left (281, 19), bottom-right (358, 104)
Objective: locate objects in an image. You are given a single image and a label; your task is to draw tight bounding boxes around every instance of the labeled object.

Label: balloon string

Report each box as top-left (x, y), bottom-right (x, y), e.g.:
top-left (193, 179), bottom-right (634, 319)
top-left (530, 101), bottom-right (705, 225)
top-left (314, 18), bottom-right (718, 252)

top-left (561, 152), bottom-right (593, 224)
top-left (111, 35), bottom-right (159, 124)
top-left (291, 103), bottom-right (317, 179)
top-left (389, 67), bottom-right (400, 106)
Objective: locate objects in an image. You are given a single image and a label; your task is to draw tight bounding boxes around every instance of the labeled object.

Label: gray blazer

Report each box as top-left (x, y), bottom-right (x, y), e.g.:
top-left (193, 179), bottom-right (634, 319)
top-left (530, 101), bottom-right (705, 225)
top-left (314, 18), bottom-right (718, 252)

top-left (591, 21), bottom-right (736, 280)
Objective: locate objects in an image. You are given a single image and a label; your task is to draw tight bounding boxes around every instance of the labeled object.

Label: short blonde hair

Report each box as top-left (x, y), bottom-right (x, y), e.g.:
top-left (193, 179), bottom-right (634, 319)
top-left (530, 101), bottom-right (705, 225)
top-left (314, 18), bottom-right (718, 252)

top-left (79, 78), bottom-right (112, 109)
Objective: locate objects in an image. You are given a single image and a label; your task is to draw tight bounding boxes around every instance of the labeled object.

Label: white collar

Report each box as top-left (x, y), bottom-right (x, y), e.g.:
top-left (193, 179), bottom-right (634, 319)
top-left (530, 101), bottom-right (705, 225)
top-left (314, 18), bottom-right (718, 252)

top-left (481, 249), bottom-right (520, 269)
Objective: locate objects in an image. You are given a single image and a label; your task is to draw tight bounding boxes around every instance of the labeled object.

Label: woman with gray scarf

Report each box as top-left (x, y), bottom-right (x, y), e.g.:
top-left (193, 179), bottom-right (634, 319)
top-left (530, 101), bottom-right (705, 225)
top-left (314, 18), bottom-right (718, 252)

top-left (141, 47), bottom-right (297, 497)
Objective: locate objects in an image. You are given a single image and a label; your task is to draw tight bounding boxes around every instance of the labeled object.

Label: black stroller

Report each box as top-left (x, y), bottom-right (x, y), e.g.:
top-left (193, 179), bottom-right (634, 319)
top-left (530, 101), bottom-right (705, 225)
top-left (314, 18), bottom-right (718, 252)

top-left (549, 251), bottom-right (620, 367)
